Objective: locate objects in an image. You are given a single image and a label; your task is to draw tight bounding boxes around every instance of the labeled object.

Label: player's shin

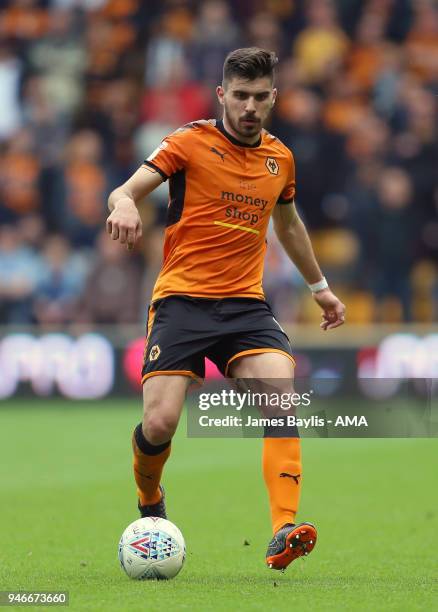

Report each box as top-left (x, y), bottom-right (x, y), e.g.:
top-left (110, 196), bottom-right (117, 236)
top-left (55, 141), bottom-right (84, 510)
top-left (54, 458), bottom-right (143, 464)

top-left (132, 423), bottom-right (171, 505)
top-left (262, 437), bottom-right (302, 534)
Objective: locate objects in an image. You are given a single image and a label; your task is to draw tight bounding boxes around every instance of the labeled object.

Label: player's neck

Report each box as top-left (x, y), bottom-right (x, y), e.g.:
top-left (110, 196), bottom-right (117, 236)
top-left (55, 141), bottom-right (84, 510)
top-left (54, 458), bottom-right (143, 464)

top-left (222, 115), bottom-right (261, 146)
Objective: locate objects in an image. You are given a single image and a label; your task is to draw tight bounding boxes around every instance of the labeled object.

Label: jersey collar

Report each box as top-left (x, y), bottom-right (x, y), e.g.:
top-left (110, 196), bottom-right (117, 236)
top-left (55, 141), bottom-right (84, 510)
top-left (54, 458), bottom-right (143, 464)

top-left (215, 119), bottom-right (262, 148)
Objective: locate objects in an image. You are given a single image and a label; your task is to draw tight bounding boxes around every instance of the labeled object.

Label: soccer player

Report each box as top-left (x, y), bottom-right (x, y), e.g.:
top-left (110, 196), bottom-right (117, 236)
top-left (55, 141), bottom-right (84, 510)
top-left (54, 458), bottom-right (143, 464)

top-left (106, 48), bottom-right (345, 571)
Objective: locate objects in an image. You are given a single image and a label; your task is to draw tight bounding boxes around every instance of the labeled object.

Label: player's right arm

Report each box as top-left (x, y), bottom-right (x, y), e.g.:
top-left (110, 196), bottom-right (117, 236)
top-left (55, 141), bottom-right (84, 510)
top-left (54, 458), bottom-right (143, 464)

top-left (107, 125), bottom-right (193, 249)
top-left (106, 166), bottom-right (164, 250)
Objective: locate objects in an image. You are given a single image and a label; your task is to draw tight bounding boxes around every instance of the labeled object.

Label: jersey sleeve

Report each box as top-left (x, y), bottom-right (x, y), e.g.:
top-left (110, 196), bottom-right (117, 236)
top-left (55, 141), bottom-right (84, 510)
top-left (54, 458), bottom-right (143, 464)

top-left (277, 149), bottom-right (296, 205)
top-left (143, 126), bottom-right (194, 181)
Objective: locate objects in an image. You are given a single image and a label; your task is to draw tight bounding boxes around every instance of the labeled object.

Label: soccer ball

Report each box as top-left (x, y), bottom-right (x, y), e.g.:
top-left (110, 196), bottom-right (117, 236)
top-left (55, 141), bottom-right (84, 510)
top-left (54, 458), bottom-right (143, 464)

top-left (118, 517), bottom-right (186, 580)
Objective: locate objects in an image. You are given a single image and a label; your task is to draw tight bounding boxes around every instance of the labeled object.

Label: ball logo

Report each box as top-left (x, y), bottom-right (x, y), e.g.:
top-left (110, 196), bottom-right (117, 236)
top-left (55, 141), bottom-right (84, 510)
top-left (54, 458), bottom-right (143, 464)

top-left (129, 535), bottom-right (151, 558)
top-left (266, 157), bottom-right (279, 175)
top-left (129, 531), bottom-right (180, 560)
top-left (149, 345), bottom-right (161, 361)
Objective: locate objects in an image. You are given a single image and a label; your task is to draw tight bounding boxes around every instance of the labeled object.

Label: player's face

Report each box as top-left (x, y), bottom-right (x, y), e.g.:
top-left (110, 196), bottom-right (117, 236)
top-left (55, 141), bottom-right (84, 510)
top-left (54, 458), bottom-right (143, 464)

top-left (217, 76), bottom-right (277, 143)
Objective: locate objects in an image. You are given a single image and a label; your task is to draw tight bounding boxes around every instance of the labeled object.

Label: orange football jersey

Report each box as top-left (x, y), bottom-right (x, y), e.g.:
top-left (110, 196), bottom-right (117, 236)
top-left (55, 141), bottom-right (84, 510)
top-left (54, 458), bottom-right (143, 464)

top-left (144, 119), bottom-right (295, 302)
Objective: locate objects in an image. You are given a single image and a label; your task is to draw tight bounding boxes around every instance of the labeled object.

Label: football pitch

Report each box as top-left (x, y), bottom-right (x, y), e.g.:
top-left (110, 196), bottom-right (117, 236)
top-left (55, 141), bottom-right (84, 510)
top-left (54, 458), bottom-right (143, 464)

top-left (0, 400), bottom-right (436, 611)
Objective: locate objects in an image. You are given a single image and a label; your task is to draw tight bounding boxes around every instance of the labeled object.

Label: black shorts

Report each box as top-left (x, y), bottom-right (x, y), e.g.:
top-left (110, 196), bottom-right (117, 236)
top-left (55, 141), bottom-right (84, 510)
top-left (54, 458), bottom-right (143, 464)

top-left (141, 296), bottom-right (294, 383)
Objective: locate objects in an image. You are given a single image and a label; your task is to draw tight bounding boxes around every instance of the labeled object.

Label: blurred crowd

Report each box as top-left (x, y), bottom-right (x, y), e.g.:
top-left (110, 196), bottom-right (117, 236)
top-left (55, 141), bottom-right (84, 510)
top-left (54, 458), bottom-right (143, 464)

top-left (0, 0), bottom-right (437, 327)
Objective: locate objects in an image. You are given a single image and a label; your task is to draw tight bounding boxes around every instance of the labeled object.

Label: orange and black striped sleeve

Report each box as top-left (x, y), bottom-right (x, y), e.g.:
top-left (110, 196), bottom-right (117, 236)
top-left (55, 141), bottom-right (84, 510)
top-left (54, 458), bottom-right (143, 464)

top-left (143, 126), bottom-right (194, 181)
top-left (277, 148), bottom-right (296, 205)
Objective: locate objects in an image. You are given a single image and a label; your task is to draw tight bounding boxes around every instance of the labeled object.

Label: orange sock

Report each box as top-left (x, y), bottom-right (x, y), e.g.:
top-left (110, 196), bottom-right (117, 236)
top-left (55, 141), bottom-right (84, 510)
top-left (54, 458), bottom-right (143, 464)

top-left (262, 437), bottom-right (302, 534)
top-left (132, 425), bottom-right (171, 506)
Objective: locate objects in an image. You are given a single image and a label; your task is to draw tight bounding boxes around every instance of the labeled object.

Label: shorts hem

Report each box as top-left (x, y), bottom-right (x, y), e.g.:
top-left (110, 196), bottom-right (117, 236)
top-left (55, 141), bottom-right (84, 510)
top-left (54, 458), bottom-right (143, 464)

top-left (141, 370), bottom-right (203, 385)
top-left (225, 348), bottom-right (296, 377)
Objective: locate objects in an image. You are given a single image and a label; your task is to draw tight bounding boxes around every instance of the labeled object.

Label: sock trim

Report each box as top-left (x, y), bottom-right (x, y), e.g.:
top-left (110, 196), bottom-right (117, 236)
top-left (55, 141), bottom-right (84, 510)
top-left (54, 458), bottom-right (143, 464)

top-left (134, 423), bottom-right (170, 456)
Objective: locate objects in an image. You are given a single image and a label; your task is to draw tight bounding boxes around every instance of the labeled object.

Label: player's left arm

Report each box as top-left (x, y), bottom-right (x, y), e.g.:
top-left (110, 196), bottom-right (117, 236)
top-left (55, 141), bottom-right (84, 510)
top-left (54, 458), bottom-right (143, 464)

top-left (272, 201), bottom-right (346, 330)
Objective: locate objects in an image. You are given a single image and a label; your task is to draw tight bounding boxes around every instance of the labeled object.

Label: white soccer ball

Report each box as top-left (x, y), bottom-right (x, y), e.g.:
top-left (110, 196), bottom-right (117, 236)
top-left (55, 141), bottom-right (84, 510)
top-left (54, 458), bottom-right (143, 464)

top-left (118, 517), bottom-right (186, 580)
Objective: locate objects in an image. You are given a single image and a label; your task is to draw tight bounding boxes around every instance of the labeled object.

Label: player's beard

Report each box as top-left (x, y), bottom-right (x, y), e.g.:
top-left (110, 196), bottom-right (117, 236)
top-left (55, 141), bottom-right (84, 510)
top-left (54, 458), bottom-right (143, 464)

top-left (224, 106), bottom-right (262, 140)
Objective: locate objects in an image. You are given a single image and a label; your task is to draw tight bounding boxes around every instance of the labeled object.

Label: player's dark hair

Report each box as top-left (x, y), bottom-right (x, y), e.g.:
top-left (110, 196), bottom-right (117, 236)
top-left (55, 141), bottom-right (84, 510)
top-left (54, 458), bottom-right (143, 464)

top-left (222, 47), bottom-right (278, 85)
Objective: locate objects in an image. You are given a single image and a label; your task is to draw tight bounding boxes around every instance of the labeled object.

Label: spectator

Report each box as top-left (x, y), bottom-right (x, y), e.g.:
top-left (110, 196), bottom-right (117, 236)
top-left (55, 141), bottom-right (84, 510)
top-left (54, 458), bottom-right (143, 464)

top-left (189, 0), bottom-right (240, 87)
top-left (347, 8), bottom-right (388, 93)
top-left (0, 128), bottom-right (41, 224)
top-left (145, 5), bottom-right (195, 88)
top-left (78, 230), bottom-right (142, 324)
top-left (0, 0), bottom-right (50, 52)
top-left (293, 0), bottom-right (349, 85)
top-left (272, 87), bottom-right (347, 228)
top-left (371, 167), bottom-right (418, 321)
top-left (22, 75), bottom-right (69, 169)
top-left (140, 55), bottom-right (212, 127)
top-left (48, 130), bottom-right (109, 247)
top-left (405, 0), bottom-right (438, 85)
top-left (0, 224), bottom-right (43, 324)
top-left (246, 10), bottom-right (285, 58)
top-left (25, 8), bottom-right (86, 117)
top-left (33, 234), bottom-right (89, 325)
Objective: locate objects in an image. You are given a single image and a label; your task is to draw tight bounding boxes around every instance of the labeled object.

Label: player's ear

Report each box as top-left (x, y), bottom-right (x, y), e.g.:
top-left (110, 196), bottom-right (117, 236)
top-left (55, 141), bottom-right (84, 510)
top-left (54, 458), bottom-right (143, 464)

top-left (271, 88), bottom-right (277, 108)
top-left (216, 85), bottom-right (225, 106)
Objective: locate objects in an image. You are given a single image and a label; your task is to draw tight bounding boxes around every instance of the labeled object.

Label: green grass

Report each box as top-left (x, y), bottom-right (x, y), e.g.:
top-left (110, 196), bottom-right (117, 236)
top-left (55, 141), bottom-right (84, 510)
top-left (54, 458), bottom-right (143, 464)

top-left (0, 400), bottom-right (437, 611)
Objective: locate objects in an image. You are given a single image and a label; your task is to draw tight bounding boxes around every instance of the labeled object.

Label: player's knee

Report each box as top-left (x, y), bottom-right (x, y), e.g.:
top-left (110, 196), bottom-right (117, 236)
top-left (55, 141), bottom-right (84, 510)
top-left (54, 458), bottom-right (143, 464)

top-left (143, 416), bottom-right (176, 445)
top-left (143, 409), bottom-right (178, 445)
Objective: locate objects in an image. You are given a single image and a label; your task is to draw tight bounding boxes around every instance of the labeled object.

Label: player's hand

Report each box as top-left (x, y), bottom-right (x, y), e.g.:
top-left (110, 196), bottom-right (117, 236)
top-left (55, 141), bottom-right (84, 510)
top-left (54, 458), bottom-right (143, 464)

top-left (106, 200), bottom-right (142, 251)
top-left (312, 289), bottom-right (346, 331)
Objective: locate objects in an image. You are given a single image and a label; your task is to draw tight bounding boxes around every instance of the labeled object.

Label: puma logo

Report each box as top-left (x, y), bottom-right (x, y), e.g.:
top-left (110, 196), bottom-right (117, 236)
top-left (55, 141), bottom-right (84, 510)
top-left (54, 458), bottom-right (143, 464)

top-left (279, 472), bottom-right (300, 484)
top-left (210, 146), bottom-right (227, 162)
